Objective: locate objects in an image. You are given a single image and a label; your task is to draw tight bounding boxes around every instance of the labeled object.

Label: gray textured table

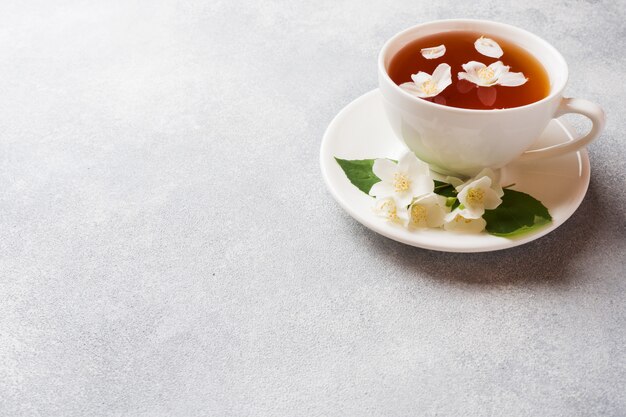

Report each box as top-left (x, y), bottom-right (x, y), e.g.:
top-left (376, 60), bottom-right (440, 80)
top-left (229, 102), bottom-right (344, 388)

top-left (1, 1), bottom-right (625, 416)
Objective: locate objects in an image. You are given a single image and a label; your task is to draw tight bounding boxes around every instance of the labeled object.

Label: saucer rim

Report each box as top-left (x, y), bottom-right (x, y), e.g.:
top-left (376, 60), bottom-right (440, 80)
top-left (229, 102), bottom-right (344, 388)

top-left (320, 89), bottom-right (590, 253)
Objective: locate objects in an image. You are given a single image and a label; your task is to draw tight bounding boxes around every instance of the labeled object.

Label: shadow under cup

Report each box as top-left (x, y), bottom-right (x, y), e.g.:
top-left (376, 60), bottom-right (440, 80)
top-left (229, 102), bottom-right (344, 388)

top-left (378, 20), bottom-right (570, 177)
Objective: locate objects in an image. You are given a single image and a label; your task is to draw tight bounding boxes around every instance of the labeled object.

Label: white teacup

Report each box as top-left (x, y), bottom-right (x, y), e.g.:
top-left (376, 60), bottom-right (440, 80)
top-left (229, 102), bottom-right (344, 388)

top-left (378, 19), bottom-right (605, 177)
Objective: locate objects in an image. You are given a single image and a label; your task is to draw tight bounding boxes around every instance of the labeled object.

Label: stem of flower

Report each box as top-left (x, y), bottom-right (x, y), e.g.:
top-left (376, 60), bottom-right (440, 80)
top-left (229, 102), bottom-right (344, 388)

top-left (503, 183), bottom-right (516, 189)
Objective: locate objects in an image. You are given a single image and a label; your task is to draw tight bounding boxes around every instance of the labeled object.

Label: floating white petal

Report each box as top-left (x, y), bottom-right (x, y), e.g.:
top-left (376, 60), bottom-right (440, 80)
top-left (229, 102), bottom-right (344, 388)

top-left (458, 61), bottom-right (527, 88)
top-left (474, 36), bottom-right (504, 58)
top-left (400, 63), bottom-right (452, 98)
top-left (497, 71), bottom-right (529, 87)
top-left (420, 44), bottom-right (446, 59)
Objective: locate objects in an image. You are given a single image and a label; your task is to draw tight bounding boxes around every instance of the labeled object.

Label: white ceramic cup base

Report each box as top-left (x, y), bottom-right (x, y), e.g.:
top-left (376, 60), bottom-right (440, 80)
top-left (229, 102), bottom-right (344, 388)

top-left (320, 90), bottom-right (590, 253)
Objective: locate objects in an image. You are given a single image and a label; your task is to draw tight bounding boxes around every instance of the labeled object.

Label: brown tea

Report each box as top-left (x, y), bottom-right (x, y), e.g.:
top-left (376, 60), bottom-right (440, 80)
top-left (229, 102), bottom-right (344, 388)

top-left (387, 31), bottom-right (550, 110)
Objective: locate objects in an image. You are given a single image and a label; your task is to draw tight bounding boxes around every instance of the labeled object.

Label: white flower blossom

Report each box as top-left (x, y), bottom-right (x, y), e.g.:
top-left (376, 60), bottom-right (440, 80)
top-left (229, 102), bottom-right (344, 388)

top-left (474, 36), bottom-right (503, 58)
top-left (373, 197), bottom-right (405, 225)
top-left (400, 63), bottom-right (452, 98)
top-left (454, 168), bottom-right (504, 219)
top-left (420, 44), bottom-right (446, 59)
top-left (458, 61), bottom-right (527, 88)
top-left (443, 176), bottom-right (464, 188)
top-left (369, 152), bottom-right (434, 208)
top-left (401, 193), bottom-right (448, 229)
top-left (443, 210), bottom-right (487, 233)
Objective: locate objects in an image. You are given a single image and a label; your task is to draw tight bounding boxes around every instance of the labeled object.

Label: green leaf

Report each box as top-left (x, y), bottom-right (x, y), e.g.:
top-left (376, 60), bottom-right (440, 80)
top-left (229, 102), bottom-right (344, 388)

top-left (483, 189), bottom-right (552, 237)
top-left (433, 180), bottom-right (457, 197)
top-left (434, 180), bottom-right (460, 209)
top-left (334, 158), bottom-right (380, 195)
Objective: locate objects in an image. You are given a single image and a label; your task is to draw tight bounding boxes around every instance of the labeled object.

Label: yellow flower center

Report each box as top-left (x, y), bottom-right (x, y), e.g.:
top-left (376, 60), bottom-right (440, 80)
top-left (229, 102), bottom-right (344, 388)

top-left (478, 67), bottom-right (495, 82)
top-left (411, 204), bottom-right (427, 224)
top-left (466, 188), bottom-right (485, 206)
top-left (393, 173), bottom-right (411, 192)
top-left (381, 200), bottom-right (398, 221)
top-left (454, 214), bottom-right (473, 224)
top-left (420, 80), bottom-right (438, 95)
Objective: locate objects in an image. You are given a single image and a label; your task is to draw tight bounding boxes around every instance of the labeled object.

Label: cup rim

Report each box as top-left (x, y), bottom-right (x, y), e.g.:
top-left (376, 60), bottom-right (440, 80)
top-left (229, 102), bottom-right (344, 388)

top-left (378, 19), bottom-right (569, 114)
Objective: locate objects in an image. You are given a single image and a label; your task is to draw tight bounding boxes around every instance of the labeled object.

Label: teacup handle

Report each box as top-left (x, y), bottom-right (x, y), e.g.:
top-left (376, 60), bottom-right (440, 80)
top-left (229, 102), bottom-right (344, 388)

top-left (519, 97), bottom-right (605, 161)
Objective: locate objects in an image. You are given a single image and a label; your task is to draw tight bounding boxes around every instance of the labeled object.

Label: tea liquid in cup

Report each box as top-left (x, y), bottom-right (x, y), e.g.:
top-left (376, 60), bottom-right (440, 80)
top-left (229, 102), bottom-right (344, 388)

top-left (387, 30), bottom-right (550, 110)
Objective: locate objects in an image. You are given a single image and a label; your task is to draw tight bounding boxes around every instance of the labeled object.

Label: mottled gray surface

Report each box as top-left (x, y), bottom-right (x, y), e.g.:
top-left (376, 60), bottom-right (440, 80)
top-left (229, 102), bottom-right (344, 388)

top-left (1, 0), bottom-right (625, 416)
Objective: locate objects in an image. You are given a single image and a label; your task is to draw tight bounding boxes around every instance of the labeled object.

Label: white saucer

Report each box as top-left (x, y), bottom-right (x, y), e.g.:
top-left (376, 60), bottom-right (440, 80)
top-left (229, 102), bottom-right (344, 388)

top-left (320, 89), bottom-right (590, 253)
